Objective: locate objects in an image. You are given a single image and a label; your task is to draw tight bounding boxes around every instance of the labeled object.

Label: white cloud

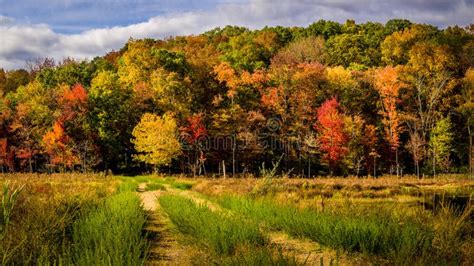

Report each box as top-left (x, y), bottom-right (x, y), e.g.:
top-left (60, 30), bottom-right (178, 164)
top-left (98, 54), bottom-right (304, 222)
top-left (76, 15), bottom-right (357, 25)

top-left (0, 0), bottom-right (473, 69)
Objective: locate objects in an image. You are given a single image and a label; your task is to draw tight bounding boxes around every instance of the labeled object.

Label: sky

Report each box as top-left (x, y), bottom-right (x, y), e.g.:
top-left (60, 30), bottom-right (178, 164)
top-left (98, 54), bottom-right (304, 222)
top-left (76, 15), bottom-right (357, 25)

top-left (0, 0), bottom-right (473, 69)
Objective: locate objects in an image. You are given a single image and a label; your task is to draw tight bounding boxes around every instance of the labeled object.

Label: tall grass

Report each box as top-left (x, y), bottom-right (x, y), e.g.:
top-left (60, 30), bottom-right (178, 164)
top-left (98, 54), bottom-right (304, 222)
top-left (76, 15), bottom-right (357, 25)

top-left (66, 192), bottom-right (148, 265)
top-left (217, 248), bottom-right (300, 266)
top-left (116, 179), bottom-right (139, 192)
top-left (159, 194), bottom-right (266, 255)
top-left (217, 196), bottom-right (435, 264)
top-left (0, 174), bottom-right (115, 264)
top-left (1, 181), bottom-right (24, 238)
top-left (0, 181), bottom-right (24, 264)
top-left (171, 182), bottom-right (193, 190)
top-left (117, 175), bottom-right (192, 191)
top-left (145, 182), bottom-right (166, 191)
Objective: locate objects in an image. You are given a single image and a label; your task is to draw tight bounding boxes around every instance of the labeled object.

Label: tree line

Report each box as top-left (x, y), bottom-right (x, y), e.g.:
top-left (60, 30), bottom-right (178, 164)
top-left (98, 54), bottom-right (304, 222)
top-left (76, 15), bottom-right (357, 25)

top-left (0, 19), bottom-right (473, 177)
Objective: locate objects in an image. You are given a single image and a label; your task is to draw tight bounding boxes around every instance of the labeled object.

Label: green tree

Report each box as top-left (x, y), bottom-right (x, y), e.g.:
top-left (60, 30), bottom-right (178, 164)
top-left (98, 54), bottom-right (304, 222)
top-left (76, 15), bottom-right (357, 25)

top-left (89, 70), bottom-right (137, 171)
top-left (460, 68), bottom-right (474, 176)
top-left (303, 20), bottom-right (342, 40)
top-left (326, 33), bottom-right (371, 67)
top-left (384, 19), bottom-right (412, 35)
top-left (3, 69), bottom-right (29, 93)
top-left (429, 117), bottom-right (453, 175)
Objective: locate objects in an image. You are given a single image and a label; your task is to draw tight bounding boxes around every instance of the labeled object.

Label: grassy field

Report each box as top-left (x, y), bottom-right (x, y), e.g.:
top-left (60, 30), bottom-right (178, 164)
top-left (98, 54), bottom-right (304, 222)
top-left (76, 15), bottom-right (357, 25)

top-left (0, 173), bottom-right (149, 265)
top-left (1, 173), bottom-right (472, 265)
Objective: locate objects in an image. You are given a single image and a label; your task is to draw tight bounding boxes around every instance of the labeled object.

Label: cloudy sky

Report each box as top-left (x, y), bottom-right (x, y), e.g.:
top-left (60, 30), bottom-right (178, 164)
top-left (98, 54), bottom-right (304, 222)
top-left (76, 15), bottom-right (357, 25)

top-left (0, 0), bottom-right (473, 69)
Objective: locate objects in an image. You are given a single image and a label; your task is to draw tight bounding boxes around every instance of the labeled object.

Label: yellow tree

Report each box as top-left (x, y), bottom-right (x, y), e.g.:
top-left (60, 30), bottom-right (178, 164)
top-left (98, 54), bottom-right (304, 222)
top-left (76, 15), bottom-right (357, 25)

top-left (381, 24), bottom-right (437, 65)
top-left (402, 42), bottom-right (456, 176)
top-left (131, 113), bottom-right (181, 171)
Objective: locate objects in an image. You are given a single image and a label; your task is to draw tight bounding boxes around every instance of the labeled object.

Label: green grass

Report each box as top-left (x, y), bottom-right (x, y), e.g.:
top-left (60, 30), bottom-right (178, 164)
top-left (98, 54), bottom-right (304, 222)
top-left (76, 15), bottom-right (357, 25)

top-left (66, 192), bottom-right (148, 265)
top-left (171, 182), bottom-right (193, 190)
top-left (217, 196), bottom-right (435, 264)
top-left (217, 247), bottom-right (300, 266)
top-left (116, 179), bottom-right (139, 192)
top-left (117, 175), bottom-right (192, 191)
top-left (159, 194), bottom-right (266, 255)
top-left (145, 183), bottom-right (166, 191)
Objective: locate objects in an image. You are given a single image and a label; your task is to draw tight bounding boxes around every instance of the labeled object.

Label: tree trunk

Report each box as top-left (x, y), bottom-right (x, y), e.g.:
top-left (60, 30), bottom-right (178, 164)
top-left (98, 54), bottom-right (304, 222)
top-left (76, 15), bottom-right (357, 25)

top-left (416, 160), bottom-right (420, 179)
top-left (395, 149), bottom-right (400, 178)
top-left (83, 140), bottom-right (88, 173)
top-left (468, 120), bottom-right (473, 179)
top-left (308, 156), bottom-right (311, 178)
top-left (232, 136), bottom-right (236, 177)
top-left (222, 160), bottom-right (226, 179)
top-left (373, 157), bottom-right (376, 178)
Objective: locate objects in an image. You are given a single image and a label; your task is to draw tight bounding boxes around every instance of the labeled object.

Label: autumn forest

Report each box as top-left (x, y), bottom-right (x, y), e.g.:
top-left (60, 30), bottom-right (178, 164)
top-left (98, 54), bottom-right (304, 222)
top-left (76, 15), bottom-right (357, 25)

top-left (1, 19), bottom-right (474, 177)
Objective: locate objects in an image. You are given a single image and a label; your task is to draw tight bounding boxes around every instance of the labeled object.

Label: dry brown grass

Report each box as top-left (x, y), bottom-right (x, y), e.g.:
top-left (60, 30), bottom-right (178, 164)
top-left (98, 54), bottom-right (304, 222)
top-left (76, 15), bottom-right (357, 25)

top-left (192, 174), bottom-right (474, 200)
top-left (0, 173), bottom-right (119, 264)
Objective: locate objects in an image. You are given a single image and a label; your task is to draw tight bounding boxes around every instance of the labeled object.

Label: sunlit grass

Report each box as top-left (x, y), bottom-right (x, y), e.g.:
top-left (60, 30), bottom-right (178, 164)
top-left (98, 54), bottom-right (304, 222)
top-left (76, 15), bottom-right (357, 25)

top-left (66, 192), bottom-right (148, 265)
top-left (159, 194), bottom-right (266, 255)
top-left (217, 196), bottom-right (438, 264)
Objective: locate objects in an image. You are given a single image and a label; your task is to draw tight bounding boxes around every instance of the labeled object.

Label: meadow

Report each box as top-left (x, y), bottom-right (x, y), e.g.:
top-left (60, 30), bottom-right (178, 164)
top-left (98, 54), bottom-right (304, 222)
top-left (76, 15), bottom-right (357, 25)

top-left (0, 173), bottom-right (472, 265)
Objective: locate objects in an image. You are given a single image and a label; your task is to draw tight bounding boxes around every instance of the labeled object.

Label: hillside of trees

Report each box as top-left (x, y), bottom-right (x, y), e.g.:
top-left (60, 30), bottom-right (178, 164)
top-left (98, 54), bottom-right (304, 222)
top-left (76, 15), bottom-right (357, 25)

top-left (0, 19), bottom-right (473, 177)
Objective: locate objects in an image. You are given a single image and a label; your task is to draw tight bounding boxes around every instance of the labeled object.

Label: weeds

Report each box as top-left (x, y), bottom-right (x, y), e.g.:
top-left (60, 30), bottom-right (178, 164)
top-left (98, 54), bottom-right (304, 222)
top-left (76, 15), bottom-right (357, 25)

top-left (0, 181), bottom-right (24, 264)
top-left (259, 155), bottom-right (283, 179)
top-left (217, 196), bottom-right (437, 264)
top-left (67, 192), bottom-right (148, 265)
top-left (0, 181), bottom-right (24, 238)
top-left (430, 203), bottom-right (473, 264)
top-left (218, 247), bottom-right (300, 265)
top-left (0, 174), bottom-right (117, 264)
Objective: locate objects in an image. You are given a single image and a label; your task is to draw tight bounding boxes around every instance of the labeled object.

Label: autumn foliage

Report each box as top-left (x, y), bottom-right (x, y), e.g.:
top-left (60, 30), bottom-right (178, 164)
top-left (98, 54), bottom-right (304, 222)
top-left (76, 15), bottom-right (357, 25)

top-left (0, 19), bottom-right (472, 176)
top-left (374, 67), bottom-right (402, 151)
top-left (314, 97), bottom-right (348, 169)
top-left (42, 121), bottom-right (78, 169)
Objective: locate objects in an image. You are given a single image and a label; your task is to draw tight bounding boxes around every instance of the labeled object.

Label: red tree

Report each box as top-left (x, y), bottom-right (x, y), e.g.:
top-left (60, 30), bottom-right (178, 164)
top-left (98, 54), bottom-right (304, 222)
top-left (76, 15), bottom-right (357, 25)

top-left (58, 83), bottom-right (88, 122)
top-left (314, 97), bottom-right (348, 173)
top-left (181, 114), bottom-right (207, 176)
top-left (0, 138), bottom-right (14, 172)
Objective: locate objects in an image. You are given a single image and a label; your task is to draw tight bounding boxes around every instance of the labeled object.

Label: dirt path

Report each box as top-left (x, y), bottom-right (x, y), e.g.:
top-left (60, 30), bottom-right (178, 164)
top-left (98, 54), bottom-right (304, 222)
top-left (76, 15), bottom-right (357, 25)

top-left (158, 185), bottom-right (362, 265)
top-left (137, 183), bottom-right (365, 265)
top-left (137, 183), bottom-right (204, 265)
